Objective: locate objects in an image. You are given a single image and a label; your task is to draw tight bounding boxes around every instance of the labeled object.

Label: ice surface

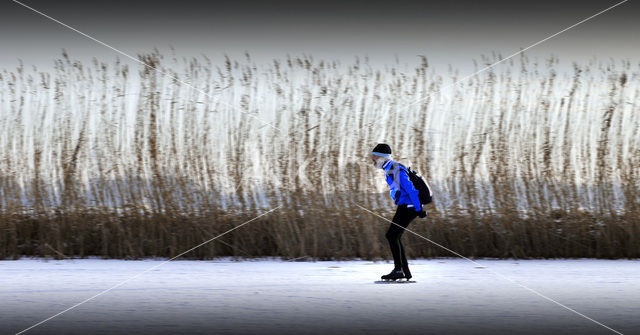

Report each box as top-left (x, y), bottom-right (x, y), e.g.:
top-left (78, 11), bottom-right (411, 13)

top-left (1, 258), bottom-right (638, 335)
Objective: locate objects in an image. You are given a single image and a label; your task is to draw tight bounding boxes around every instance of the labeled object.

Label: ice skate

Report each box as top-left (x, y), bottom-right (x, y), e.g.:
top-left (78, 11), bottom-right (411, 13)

top-left (381, 269), bottom-right (405, 281)
top-left (402, 267), bottom-right (412, 280)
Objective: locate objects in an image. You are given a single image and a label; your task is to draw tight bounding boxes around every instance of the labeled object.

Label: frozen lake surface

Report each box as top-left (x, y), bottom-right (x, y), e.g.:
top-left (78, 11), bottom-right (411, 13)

top-left (1, 258), bottom-right (638, 335)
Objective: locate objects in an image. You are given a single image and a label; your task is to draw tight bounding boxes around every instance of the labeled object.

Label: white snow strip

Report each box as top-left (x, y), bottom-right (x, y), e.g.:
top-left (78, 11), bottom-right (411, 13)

top-left (1, 258), bottom-right (638, 334)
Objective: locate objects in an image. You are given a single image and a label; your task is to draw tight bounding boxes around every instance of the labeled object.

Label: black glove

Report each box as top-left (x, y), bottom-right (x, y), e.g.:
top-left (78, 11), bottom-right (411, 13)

top-left (417, 210), bottom-right (427, 218)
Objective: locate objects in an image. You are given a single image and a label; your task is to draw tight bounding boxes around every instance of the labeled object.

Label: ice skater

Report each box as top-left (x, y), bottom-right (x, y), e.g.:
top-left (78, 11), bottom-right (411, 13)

top-left (370, 143), bottom-right (428, 281)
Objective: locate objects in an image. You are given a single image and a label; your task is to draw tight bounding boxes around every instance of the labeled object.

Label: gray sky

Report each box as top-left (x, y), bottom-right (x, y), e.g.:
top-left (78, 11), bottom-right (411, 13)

top-left (1, 0), bottom-right (639, 72)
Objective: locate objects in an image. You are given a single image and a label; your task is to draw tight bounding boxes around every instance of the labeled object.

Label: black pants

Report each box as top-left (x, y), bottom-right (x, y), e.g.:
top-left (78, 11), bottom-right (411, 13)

top-left (385, 204), bottom-right (418, 271)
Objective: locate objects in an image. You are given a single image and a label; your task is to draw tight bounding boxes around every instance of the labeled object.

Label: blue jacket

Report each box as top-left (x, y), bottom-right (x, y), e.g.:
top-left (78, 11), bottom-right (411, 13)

top-left (382, 159), bottom-right (422, 211)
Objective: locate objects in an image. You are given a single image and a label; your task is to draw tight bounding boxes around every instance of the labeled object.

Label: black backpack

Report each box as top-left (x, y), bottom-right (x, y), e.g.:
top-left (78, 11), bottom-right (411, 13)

top-left (395, 164), bottom-right (433, 205)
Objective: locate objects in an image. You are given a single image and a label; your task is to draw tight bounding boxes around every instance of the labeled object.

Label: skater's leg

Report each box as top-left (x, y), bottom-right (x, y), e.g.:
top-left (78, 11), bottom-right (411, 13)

top-left (399, 238), bottom-right (413, 279)
top-left (385, 219), bottom-right (405, 270)
top-left (399, 239), bottom-right (407, 269)
top-left (385, 205), bottom-right (416, 270)
top-left (382, 217), bottom-right (405, 280)
top-left (396, 206), bottom-right (418, 272)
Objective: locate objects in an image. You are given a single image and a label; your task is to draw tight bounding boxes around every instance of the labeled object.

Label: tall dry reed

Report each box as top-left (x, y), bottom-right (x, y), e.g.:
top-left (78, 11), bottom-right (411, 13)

top-left (0, 51), bottom-right (638, 259)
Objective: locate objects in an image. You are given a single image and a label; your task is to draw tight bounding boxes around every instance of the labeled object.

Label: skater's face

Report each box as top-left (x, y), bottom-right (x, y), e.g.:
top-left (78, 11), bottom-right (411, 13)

top-left (371, 154), bottom-right (384, 167)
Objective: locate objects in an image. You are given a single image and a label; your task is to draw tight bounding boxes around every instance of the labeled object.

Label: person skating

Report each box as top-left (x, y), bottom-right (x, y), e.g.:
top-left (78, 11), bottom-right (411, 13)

top-left (370, 143), bottom-right (427, 281)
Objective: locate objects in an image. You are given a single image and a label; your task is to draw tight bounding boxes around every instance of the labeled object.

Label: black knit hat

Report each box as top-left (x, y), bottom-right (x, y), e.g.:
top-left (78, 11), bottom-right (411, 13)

top-left (371, 143), bottom-right (391, 156)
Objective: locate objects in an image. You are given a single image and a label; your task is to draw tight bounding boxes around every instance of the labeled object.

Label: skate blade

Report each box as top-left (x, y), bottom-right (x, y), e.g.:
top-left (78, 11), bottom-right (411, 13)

top-left (374, 280), bottom-right (416, 284)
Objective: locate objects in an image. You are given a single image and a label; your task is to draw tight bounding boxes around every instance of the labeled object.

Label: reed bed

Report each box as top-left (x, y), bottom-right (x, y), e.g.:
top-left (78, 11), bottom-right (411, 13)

top-left (0, 51), bottom-right (638, 259)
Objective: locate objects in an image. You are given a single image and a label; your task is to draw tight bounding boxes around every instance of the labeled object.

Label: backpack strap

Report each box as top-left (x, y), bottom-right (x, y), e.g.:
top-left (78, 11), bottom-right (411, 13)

top-left (388, 163), bottom-right (410, 194)
top-left (386, 162), bottom-right (406, 175)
